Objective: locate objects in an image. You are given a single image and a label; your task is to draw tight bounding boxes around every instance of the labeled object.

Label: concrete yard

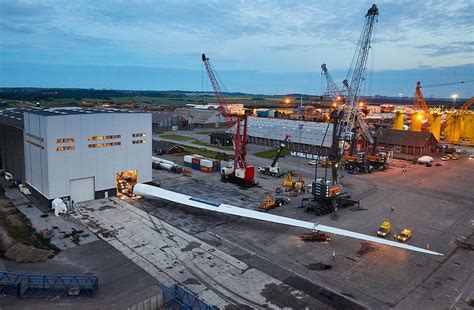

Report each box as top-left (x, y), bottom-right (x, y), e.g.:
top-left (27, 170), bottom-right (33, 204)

top-left (139, 137), bottom-right (474, 309)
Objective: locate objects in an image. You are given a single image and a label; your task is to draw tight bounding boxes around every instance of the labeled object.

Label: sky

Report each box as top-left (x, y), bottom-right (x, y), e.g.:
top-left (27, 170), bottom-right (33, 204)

top-left (0, 0), bottom-right (473, 98)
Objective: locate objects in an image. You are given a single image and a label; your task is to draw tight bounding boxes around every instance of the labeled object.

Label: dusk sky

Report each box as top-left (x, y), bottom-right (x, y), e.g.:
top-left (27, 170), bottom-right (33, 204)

top-left (1, 0), bottom-right (473, 98)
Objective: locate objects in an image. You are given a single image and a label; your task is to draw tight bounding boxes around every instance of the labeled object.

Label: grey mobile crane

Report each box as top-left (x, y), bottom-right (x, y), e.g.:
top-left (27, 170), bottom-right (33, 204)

top-left (258, 134), bottom-right (290, 177)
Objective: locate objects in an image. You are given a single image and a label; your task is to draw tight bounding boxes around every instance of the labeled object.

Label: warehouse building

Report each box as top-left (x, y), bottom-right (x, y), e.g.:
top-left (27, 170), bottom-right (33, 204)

top-left (0, 109), bottom-right (26, 182)
top-left (374, 128), bottom-right (438, 156)
top-left (175, 108), bottom-right (225, 129)
top-left (230, 117), bottom-right (332, 155)
top-left (152, 111), bottom-right (182, 133)
top-left (0, 107), bottom-right (152, 205)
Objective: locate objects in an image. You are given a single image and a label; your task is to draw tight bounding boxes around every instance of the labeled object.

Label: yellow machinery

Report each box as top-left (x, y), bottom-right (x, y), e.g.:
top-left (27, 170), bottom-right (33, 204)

top-left (410, 112), bottom-right (423, 132)
top-left (461, 112), bottom-right (474, 144)
top-left (294, 174), bottom-right (305, 190)
top-left (259, 194), bottom-right (277, 211)
top-left (282, 172), bottom-right (294, 188)
top-left (392, 111), bottom-right (405, 130)
top-left (377, 221), bottom-right (391, 237)
top-left (429, 110), bottom-right (442, 140)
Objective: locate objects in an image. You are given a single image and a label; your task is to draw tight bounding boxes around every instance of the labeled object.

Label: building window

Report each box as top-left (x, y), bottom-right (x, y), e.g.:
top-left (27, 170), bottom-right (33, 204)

top-left (132, 139), bottom-right (146, 144)
top-left (106, 134), bottom-right (121, 140)
top-left (132, 133), bottom-right (146, 137)
top-left (56, 138), bottom-right (75, 143)
top-left (88, 135), bottom-right (121, 141)
top-left (88, 141), bottom-right (121, 148)
top-left (56, 145), bottom-right (75, 151)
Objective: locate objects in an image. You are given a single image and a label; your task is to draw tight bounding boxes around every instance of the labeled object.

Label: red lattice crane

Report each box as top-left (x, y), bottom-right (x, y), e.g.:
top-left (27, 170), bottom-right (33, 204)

top-left (413, 81), bottom-right (429, 115)
top-left (202, 53), bottom-right (255, 187)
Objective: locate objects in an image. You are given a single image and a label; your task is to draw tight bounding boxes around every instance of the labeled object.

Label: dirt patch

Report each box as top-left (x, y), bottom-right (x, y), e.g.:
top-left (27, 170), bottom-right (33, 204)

top-left (0, 190), bottom-right (57, 262)
top-left (260, 282), bottom-right (315, 309)
top-left (180, 241), bottom-right (201, 252)
top-left (304, 262), bottom-right (332, 271)
top-left (357, 242), bottom-right (376, 256)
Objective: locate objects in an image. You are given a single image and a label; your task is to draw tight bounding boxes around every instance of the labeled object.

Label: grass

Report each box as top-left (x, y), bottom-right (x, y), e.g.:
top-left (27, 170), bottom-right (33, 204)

top-left (159, 134), bottom-right (194, 141)
top-left (253, 148), bottom-right (291, 159)
top-left (182, 146), bottom-right (221, 158)
top-left (192, 140), bottom-right (234, 151)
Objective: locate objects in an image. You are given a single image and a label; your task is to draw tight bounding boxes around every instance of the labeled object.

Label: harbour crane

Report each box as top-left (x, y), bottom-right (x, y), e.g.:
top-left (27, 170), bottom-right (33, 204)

top-left (306, 4), bottom-right (379, 211)
top-left (201, 53), bottom-right (256, 187)
top-left (413, 81), bottom-right (429, 115)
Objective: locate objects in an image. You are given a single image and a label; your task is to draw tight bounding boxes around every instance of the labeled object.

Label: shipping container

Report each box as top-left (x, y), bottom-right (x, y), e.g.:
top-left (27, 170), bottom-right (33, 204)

top-left (191, 163), bottom-right (200, 170)
top-left (200, 159), bottom-right (213, 168)
top-left (184, 155), bottom-right (194, 163)
top-left (183, 161), bottom-right (191, 167)
top-left (200, 166), bottom-right (213, 173)
top-left (192, 157), bottom-right (201, 164)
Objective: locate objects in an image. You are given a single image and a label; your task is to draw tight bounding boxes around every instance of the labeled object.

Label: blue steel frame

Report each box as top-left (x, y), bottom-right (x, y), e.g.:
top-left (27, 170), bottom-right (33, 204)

top-left (163, 283), bottom-right (213, 310)
top-left (0, 271), bottom-right (98, 299)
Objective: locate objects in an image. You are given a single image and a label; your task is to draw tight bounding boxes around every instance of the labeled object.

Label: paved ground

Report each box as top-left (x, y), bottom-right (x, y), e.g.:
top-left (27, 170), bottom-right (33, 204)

top-left (71, 197), bottom-right (332, 309)
top-left (147, 132), bottom-right (474, 309)
top-left (0, 240), bottom-right (162, 310)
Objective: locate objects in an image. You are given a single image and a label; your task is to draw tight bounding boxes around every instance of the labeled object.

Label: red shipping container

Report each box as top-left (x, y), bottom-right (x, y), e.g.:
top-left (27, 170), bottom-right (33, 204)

top-left (192, 157), bottom-right (200, 164)
top-left (200, 166), bottom-right (213, 173)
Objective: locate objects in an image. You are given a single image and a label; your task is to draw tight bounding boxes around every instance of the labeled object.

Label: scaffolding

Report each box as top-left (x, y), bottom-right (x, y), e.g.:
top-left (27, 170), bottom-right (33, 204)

top-left (0, 271), bottom-right (98, 299)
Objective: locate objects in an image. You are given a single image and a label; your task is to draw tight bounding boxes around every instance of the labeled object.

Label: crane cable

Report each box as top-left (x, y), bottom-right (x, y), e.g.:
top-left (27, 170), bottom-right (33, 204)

top-left (420, 80), bottom-right (474, 89)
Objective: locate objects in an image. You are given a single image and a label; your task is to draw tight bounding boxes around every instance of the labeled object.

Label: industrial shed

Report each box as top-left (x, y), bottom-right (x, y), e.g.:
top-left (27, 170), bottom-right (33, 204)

top-left (0, 109), bottom-right (26, 183)
top-left (176, 108), bottom-right (225, 129)
top-left (374, 128), bottom-right (438, 155)
top-left (230, 117), bottom-right (332, 154)
top-left (152, 111), bottom-right (182, 133)
top-left (210, 132), bottom-right (233, 147)
top-left (0, 107), bottom-right (152, 205)
top-left (152, 140), bottom-right (185, 155)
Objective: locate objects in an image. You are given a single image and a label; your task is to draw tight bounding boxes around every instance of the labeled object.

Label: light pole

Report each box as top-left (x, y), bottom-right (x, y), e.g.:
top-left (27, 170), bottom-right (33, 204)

top-left (398, 93), bottom-right (403, 104)
top-left (451, 94), bottom-right (458, 108)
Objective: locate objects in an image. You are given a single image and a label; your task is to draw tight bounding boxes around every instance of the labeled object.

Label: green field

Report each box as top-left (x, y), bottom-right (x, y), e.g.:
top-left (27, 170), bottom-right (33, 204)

top-left (159, 134), bottom-right (194, 141)
top-left (253, 148), bottom-right (291, 159)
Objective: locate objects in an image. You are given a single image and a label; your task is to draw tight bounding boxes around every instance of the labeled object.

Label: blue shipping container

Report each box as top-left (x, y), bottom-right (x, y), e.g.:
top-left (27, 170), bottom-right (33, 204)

top-left (191, 163), bottom-right (200, 170)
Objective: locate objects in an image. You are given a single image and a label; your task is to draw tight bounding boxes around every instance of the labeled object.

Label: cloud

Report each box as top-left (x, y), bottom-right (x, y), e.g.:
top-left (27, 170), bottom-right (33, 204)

top-left (417, 41), bottom-right (474, 57)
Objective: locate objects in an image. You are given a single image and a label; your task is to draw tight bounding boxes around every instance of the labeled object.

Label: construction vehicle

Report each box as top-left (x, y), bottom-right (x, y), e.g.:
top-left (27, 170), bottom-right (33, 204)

top-left (344, 152), bottom-right (388, 172)
top-left (377, 221), bottom-right (391, 237)
top-left (282, 172), bottom-right (295, 188)
top-left (303, 4), bottom-right (378, 213)
top-left (258, 194), bottom-right (289, 212)
top-left (258, 134), bottom-right (290, 177)
top-left (202, 53), bottom-right (256, 188)
top-left (300, 231), bottom-right (331, 242)
top-left (396, 229), bottom-right (412, 242)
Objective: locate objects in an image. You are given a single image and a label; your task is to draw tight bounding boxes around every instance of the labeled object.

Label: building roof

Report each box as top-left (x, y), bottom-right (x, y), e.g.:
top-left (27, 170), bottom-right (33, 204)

top-left (152, 111), bottom-right (178, 122)
top-left (230, 117), bottom-right (333, 147)
top-left (152, 140), bottom-right (184, 151)
top-left (374, 128), bottom-right (437, 147)
top-left (0, 107), bottom-right (150, 130)
top-left (176, 108), bottom-right (224, 124)
top-left (0, 108), bottom-right (25, 129)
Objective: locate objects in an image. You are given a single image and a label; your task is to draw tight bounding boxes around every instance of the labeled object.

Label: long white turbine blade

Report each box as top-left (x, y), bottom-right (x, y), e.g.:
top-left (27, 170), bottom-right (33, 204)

top-left (133, 183), bottom-right (443, 256)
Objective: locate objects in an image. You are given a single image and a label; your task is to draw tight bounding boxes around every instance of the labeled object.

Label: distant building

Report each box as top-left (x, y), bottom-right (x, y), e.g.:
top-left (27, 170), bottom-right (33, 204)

top-left (152, 140), bottom-right (185, 155)
top-left (230, 117), bottom-right (332, 155)
top-left (210, 132), bottom-right (233, 147)
top-left (152, 111), bottom-right (182, 133)
top-left (374, 128), bottom-right (438, 156)
top-left (175, 108), bottom-right (225, 129)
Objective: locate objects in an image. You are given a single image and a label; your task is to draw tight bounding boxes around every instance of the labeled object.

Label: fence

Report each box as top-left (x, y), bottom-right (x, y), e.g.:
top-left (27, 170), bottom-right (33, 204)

top-left (0, 271), bottom-right (98, 299)
top-left (163, 283), bottom-right (213, 310)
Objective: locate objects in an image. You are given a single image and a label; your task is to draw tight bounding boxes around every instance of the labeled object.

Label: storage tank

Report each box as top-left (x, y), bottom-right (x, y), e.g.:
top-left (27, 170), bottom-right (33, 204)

top-left (392, 111), bottom-right (405, 130)
top-left (447, 115), bottom-right (463, 143)
top-left (461, 112), bottom-right (474, 144)
top-left (429, 112), bottom-right (442, 141)
top-left (410, 112), bottom-right (423, 132)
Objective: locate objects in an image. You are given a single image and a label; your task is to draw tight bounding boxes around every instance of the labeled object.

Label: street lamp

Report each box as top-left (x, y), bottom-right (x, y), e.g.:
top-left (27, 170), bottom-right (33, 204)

top-left (398, 93), bottom-right (403, 104)
top-left (451, 94), bottom-right (458, 108)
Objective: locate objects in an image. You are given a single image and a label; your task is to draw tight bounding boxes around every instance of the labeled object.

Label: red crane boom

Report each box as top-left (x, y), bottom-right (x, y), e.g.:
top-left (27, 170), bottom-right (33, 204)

top-left (201, 53), bottom-right (255, 187)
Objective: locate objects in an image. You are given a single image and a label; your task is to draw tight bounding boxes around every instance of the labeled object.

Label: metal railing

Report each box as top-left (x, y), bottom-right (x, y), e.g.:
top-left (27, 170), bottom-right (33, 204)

top-left (163, 283), bottom-right (213, 310)
top-left (0, 271), bottom-right (98, 299)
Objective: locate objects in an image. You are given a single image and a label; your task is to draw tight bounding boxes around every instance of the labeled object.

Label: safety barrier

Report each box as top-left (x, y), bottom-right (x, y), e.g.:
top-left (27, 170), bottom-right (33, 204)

top-left (0, 271), bottom-right (98, 299)
top-left (163, 283), bottom-right (213, 310)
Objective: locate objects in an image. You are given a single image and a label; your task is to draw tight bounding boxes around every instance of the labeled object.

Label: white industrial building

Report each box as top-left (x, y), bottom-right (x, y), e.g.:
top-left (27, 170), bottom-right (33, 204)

top-left (22, 108), bottom-right (152, 203)
top-left (230, 117), bottom-right (333, 155)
